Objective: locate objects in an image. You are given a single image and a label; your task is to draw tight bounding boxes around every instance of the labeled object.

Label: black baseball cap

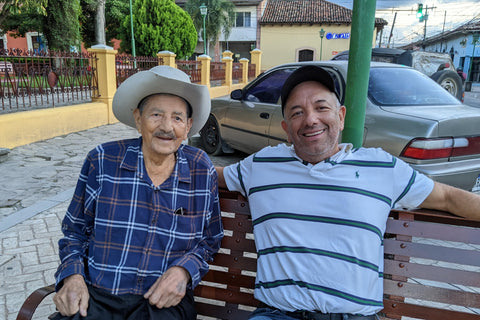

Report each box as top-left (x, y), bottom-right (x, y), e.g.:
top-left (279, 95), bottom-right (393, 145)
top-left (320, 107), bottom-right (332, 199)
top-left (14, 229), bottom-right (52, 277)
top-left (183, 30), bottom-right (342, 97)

top-left (281, 65), bottom-right (341, 115)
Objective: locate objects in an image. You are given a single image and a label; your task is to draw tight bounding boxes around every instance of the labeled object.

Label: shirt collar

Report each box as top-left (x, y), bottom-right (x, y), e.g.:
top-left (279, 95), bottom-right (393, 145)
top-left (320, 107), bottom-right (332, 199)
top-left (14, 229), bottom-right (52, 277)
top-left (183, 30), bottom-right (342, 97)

top-left (120, 137), bottom-right (191, 184)
top-left (287, 143), bottom-right (353, 164)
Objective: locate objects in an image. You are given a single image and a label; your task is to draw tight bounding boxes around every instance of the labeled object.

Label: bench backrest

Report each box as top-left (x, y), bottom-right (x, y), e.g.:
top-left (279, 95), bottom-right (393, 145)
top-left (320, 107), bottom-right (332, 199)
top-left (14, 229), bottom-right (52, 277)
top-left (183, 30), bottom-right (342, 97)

top-left (193, 190), bottom-right (257, 319)
top-left (195, 190), bottom-right (480, 320)
top-left (383, 209), bottom-right (480, 320)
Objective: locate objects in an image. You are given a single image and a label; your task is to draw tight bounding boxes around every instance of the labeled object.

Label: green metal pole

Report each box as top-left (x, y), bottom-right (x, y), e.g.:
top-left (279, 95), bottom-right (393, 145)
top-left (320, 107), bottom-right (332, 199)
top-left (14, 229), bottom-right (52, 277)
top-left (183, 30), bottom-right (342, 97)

top-left (341, 0), bottom-right (377, 148)
top-left (203, 16), bottom-right (207, 54)
top-left (320, 38), bottom-right (323, 60)
top-left (129, 0), bottom-right (137, 69)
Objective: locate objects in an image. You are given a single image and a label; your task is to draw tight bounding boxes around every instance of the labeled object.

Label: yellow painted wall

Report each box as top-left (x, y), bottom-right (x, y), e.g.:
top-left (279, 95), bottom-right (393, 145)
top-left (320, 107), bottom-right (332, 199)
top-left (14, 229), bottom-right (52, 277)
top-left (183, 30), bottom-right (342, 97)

top-left (0, 103), bottom-right (111, 149)
top-left (260, 25), bottom-right (379, 70)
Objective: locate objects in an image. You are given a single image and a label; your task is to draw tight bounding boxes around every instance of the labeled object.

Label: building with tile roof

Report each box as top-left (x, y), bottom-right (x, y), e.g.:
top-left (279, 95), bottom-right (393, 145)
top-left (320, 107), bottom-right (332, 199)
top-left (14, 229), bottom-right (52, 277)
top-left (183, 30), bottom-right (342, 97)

top-left (259, 0), bottom-right (387, 69)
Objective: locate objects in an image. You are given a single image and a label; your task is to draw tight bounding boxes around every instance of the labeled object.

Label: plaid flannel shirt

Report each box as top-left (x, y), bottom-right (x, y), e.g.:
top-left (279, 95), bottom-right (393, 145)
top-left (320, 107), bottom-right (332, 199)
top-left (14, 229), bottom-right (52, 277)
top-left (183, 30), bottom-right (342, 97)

top-left (55, 137), bottom-right (223, 295)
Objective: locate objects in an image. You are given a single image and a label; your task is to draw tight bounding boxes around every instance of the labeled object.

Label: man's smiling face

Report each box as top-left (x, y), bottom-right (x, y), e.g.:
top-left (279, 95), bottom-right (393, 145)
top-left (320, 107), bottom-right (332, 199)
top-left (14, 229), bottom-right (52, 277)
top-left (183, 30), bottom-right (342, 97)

top-left (281, 81), bottom-right (346, 164)
top-left (134, 94), bottom-right (192, 161)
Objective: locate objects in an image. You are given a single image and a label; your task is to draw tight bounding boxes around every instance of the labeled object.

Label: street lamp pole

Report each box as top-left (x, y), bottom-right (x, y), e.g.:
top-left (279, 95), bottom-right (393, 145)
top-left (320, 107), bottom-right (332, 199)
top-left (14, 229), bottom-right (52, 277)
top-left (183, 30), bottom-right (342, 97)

top-left (129, 0), bottom-right (137, 68)
top-left (200, 4), bottom-right (208, 55)
top-left (319, 28), bottom-right (325, 60)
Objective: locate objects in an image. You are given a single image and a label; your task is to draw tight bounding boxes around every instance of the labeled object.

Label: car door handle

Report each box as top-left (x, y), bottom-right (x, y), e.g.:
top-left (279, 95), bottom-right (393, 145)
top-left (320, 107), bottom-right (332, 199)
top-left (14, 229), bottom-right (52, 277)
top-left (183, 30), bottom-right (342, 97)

top-left (260, 112), bottom-right (270, 119)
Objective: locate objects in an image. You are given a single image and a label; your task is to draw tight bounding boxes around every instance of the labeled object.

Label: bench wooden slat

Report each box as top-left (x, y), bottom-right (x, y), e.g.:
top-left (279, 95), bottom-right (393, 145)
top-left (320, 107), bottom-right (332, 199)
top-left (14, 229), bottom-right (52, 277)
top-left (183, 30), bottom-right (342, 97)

top-left (384, 279), bottom-right (480, 307)
top-left (194, 301), bottom-right (252, 320)
top-left (386, 218), bottom-right (480, 245)
top-left (384, 259), bottom-right (480, 287)
top-left (382, 299), bottom-right (480, 320)
top-left (208, 252), bottom-right (257, 272)
top-left (200, 269), bottom-right (256, 289)
top-left (384, 238), bottom-right (480, 267)
top-left (220, 235), bottom-right (256, 253)
top-left (193, 285), bottom-right (257, 307)
top-left (221, 216), bottom-right (253, 234)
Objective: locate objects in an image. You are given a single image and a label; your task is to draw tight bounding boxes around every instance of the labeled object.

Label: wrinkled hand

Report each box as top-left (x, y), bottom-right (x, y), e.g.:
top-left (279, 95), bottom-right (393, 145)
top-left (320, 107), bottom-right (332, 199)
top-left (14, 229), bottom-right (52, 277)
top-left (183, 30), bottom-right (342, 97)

top-left (53, 274), bottom-right (89, 317)
top-left (144, 266), bottom-right (191, 309)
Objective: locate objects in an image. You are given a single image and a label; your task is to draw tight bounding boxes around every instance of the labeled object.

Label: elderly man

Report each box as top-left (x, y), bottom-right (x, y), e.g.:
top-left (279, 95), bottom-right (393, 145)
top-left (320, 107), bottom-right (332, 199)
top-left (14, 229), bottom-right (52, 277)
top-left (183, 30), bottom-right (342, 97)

top-left (52, 66), bottom-right (223, 320)
top-left (216, 65), bottom-right (480, 320)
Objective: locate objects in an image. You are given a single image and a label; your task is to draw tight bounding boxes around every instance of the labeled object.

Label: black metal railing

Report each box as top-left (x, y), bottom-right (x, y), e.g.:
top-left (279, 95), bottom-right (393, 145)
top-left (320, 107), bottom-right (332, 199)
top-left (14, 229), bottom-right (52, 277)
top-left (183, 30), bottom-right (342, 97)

top-left (177, 60), bottom-right (202, 83)
top-left (0, 48), bottom-right (98, 113)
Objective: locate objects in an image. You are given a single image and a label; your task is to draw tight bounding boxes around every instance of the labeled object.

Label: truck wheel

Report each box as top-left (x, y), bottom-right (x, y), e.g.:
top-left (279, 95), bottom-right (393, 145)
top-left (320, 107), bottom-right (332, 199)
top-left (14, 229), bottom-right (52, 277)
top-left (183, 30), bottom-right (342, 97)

top-left (430, 70), bottom-right (463, 100)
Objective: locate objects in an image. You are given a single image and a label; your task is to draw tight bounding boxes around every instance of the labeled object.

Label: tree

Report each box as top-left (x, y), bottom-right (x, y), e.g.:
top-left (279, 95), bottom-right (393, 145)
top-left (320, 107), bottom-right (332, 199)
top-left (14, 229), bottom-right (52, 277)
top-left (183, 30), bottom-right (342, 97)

top-left (0, 0), bottom-right (82, 52)
top-left (0, 0), bottom-right (47, 39)
top-left (185, 0), bottom-right (235, 56)
top-left (80, 0), bottom-right (130, 49)
top-left (119, 0), bottom-right (197, 57)
top-left (44, 0), bottom-right (82, 51)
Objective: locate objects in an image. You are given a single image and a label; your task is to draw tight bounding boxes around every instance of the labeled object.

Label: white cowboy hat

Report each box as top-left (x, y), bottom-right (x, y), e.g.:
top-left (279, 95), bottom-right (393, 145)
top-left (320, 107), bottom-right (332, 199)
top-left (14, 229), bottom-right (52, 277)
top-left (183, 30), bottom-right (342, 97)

top-left (113, 65), bottom-right (211, 138)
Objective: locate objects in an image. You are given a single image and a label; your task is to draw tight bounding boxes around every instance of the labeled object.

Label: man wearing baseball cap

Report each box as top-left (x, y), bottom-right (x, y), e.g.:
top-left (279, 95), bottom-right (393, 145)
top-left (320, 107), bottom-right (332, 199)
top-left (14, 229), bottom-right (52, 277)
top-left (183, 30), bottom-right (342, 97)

top-left (52, 66), bottom-right (223, 320)
top-left (216, 65), bottom-right (480, 319)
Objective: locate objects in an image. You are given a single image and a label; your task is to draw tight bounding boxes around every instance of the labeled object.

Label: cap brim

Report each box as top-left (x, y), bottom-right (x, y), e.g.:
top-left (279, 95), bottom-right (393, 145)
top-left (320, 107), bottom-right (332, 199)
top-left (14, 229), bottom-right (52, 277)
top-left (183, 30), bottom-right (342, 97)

top-left (281, 65), bottom-right (339, 113)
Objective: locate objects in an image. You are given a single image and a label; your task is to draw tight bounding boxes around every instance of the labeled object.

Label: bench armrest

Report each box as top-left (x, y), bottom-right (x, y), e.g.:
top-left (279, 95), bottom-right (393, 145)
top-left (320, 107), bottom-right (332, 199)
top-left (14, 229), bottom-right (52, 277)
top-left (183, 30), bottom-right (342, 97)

top-left (16, 284), bottom-right (55, 320)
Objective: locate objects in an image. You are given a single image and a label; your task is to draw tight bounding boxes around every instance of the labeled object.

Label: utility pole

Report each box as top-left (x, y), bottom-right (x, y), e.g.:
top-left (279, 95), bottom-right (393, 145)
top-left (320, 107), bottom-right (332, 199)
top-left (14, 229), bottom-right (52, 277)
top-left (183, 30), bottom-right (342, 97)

top-left (387, 12), bottom-right (397, 48)
top-left (441, 11), bottom-right (446, 52)
top-left (423, 5), bottom-right (428, 49)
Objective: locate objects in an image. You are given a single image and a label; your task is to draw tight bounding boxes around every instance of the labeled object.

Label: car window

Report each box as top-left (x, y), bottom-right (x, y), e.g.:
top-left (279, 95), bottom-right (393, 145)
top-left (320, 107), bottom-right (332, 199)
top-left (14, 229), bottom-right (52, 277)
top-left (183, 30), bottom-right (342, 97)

top-left (368, 67), bottom-right (459, 106)
top-left (331, 53), bottom-right (349, 61)
top-left (244, 68), bottom-right (294, 104)
top-left (371, 55), bottom-right (397, 63)
top-left (244, 66), bottom-right (345, 105)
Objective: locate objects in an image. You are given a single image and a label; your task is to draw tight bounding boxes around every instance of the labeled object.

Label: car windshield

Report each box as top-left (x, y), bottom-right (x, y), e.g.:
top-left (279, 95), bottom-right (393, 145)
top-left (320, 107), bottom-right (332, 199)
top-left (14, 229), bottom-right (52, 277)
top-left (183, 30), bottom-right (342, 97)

top-left (368, 67), bottom-right (460, 106)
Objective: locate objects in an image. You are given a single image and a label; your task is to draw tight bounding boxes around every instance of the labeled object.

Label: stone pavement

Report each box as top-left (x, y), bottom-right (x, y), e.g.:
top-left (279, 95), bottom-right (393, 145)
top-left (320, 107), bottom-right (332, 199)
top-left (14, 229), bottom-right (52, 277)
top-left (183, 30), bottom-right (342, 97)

top-left (0, 122), bottom-right (244, 320)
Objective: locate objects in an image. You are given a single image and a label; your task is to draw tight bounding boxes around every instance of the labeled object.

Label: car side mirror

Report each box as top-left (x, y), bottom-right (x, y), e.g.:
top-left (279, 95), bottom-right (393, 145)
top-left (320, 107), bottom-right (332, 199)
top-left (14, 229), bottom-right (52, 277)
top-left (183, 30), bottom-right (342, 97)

top-left (230, 89), bottom-right (243, 100)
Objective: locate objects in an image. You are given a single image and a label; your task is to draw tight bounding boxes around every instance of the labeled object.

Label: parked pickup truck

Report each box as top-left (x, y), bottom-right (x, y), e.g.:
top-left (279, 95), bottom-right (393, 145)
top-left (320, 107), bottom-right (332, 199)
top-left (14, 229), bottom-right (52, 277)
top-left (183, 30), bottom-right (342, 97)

top-left (331, 48), bottom-right (464, 101)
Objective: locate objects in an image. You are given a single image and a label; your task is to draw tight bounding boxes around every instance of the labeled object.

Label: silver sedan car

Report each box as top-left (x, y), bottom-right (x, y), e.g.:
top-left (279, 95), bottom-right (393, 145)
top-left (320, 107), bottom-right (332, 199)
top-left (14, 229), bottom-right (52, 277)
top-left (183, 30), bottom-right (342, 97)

top-left (200, 61), bottom-right (480, 192)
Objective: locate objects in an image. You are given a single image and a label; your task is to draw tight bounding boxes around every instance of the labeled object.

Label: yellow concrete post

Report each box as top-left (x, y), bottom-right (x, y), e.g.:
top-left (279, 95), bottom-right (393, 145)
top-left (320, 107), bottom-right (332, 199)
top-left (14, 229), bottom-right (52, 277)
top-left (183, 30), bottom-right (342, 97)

top-left (157, 51), bottom-right (177, 67)
top-left (198, 55), bottom-right (211, 88)
top-left (88, 45), bottom-right (118, 124)
top-left (222, 56), bottom-right (233, 87)
top-left (222, 50), bottom-right (234, 59)
top-left (250, 48), bottom-right (262, 77)
top-left (240, 58), bottom-right (249, 84)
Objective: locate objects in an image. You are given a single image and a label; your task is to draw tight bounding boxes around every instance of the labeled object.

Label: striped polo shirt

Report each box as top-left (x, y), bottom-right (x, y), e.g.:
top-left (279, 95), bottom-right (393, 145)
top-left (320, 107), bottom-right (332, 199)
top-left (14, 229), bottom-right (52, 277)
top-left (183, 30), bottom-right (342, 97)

top-left (223, 143), bottom-right (433, 315)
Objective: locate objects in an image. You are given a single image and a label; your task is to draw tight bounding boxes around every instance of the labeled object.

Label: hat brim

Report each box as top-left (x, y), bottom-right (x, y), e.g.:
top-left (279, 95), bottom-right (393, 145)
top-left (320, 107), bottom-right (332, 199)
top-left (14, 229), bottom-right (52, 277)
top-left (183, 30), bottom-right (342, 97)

top-left (113, 69), bottom-right (211, 138)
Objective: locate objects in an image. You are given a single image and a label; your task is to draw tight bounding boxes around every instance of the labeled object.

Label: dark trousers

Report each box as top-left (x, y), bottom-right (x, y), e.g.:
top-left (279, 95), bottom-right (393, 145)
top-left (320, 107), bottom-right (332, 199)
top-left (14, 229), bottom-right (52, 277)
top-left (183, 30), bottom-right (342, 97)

top-left (51, 285), bottom-right (196, 320)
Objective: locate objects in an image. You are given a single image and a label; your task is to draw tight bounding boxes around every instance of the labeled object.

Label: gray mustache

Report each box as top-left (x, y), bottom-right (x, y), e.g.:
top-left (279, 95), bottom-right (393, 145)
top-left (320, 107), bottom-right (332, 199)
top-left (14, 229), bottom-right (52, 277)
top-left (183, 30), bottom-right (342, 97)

top-left (154, 131), bottom-right (176, 139)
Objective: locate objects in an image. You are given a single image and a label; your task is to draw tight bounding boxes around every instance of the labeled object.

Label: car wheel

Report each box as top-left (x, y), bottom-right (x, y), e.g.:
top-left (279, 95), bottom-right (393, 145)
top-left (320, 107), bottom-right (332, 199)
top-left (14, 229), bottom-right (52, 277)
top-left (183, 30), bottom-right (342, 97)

top-left (430, 70), bottom-right (463, 100)
top-left (200, 115), bottom-right (223, 155)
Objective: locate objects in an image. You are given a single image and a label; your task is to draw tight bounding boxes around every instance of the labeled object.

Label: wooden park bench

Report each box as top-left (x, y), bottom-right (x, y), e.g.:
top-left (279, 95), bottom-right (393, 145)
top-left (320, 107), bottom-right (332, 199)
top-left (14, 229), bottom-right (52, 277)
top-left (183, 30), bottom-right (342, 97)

top-left (17, 189), bottom-right (480, 320)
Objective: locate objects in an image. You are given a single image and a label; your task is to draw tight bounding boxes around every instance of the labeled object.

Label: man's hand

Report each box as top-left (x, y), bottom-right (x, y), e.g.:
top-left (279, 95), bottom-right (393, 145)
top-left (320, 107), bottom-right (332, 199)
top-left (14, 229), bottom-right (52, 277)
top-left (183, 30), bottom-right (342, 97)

top-left (53, 274), bottom-right (89, 317)
top-left (144, 266), bottom-right (191, 309)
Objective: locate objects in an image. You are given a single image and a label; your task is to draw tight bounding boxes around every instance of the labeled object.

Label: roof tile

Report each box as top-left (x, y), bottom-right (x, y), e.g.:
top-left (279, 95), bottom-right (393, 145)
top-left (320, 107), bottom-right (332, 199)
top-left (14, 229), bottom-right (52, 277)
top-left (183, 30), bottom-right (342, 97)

top-left (260, 0), bottom-right (387, 26)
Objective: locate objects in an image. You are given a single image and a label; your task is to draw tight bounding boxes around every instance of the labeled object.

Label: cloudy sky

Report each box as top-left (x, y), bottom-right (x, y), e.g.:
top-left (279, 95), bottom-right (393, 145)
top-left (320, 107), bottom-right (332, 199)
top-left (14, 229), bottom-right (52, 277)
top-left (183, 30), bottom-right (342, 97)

top-left (329, 0), bottom-right (480, 47)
